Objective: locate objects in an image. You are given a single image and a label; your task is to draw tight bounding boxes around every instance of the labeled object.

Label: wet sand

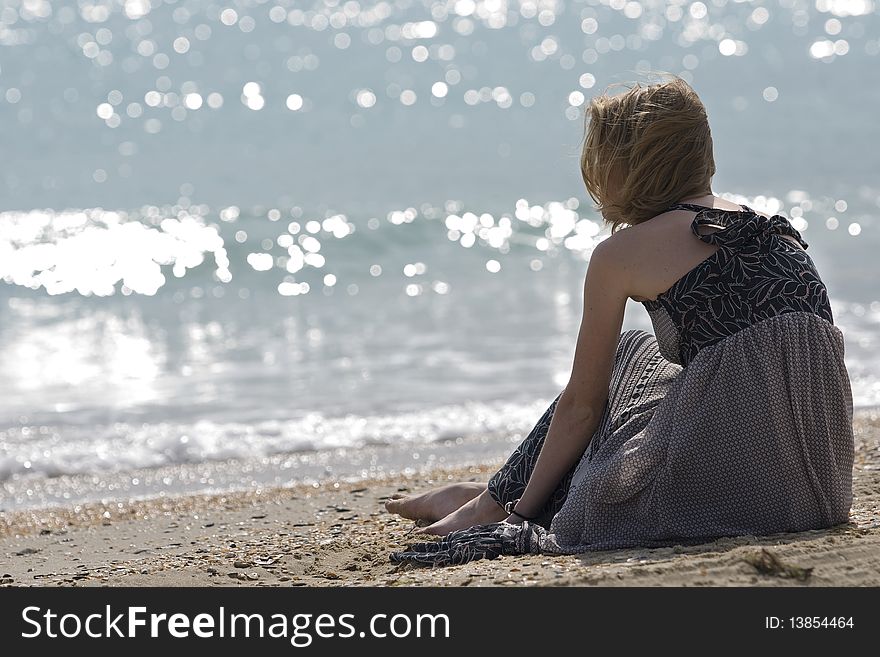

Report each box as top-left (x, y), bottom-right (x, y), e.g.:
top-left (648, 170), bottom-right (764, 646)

top-left (1, 411), bottom-right (878, 587)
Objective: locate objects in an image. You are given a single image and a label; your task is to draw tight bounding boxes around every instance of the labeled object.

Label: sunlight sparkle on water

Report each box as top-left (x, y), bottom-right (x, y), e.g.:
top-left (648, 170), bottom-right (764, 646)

top-left (3, 0), bottom-right (876, 144)
top-left (2, 187), bottom-right (870, 299)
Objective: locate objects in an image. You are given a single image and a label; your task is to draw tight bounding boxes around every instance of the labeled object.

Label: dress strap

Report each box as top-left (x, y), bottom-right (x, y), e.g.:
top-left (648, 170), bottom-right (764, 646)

top-left (665, 202), bottom-right (809, 251)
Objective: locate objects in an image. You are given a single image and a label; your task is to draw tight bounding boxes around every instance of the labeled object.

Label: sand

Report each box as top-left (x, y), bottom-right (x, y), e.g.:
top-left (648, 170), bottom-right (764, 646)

top-left (1, 410), bottom-right (878, 588)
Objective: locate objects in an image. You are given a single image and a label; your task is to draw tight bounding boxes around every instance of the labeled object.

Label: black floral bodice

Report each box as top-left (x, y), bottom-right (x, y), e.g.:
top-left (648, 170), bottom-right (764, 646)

top-left (640, 202), bottom-right (834, 367)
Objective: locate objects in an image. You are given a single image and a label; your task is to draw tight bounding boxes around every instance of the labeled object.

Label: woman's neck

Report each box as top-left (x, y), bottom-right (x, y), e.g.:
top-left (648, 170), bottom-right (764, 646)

top-left (678, 191), bottom-right (715, 204)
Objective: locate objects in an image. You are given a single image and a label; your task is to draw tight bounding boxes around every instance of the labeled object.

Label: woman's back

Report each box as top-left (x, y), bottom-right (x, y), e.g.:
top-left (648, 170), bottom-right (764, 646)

top-left (622, 200), bottom-right (834, 367)
top-left (626, 196), bottom-right (803, 304)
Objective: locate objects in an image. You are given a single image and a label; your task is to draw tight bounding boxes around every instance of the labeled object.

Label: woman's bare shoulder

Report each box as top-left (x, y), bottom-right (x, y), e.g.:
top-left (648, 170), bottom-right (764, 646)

top-left (591, 221), bottom-right (664, 294)
top-left (598, 208), bottom-right (682, 251)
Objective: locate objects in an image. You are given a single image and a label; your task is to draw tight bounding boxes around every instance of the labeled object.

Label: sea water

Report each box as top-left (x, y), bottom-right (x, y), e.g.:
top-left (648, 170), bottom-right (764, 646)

top-left (1, 0), bottom-right (878, 510)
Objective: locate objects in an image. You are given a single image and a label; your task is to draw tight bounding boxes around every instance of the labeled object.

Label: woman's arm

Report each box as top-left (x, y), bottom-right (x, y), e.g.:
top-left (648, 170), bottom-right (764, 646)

top-left (507, 237), bottom-right (630, 520)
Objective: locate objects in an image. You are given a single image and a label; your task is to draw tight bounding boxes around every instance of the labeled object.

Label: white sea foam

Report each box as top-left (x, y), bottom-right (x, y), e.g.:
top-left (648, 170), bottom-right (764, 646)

top-left (0, 399), bottom-right (549, 483)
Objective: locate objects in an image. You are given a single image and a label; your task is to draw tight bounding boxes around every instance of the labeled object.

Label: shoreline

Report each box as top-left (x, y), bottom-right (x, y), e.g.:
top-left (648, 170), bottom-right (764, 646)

top-left (1, 411), bottom-right (878, 587)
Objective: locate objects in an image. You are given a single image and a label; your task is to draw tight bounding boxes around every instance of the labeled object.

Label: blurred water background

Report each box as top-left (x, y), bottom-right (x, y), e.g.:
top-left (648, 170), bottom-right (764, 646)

top-left (1, 0), bottom-right (878, 510)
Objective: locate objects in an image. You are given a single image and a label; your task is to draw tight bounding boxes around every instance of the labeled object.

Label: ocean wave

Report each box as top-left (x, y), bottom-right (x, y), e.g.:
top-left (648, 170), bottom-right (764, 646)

top-left (0, 398), bottom-right (549, 482)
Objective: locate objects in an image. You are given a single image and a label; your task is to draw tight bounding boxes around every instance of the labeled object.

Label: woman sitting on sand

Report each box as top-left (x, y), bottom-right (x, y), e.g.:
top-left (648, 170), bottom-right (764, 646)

top-left (386, 74), bottom-right (855, 566)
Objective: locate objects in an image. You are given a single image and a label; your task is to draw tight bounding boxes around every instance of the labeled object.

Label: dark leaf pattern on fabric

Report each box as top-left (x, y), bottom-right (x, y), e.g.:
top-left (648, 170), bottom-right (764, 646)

top-left (642, 203), bottom-right (832, 366)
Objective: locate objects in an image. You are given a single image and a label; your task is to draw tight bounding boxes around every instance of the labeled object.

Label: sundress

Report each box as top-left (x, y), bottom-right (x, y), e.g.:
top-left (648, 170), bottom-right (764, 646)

top-left (391, 202), bottom-right (855, 566)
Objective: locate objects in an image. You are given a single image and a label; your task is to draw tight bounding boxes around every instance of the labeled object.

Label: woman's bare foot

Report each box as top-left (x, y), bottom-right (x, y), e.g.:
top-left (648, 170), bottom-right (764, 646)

top-left (419, 488), bottom-right (508, 535)
top-left (384, 482), bottom-right (486, 522)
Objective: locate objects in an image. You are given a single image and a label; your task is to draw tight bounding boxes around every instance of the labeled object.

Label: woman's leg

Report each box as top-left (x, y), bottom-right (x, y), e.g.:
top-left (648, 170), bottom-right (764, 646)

top-left (384, 482), bottom-right (485, 522)
top-left (420, 391), bottom-right (584, 535)
top-left (418, 486), bottom-right (508, 535)
top-left (484, 331), bottom-right (650, 527)
top-left (385, 393), bottom-right (571, 525)
top-left (486, 391), bottom-right (578, 528)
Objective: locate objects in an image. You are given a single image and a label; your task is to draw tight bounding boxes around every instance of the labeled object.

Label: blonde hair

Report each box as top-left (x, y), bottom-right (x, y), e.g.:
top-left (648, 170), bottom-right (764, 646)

top-left (580, 74), bottom-right (716, 234)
